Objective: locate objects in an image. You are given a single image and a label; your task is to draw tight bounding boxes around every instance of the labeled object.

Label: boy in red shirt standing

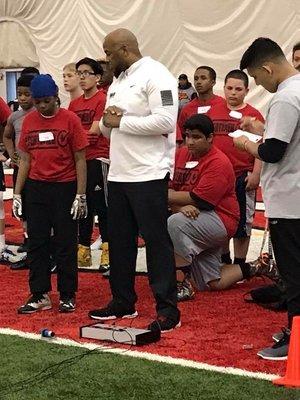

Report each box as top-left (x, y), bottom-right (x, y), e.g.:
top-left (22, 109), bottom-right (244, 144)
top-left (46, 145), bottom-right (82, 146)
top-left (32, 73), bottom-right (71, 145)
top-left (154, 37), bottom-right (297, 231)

top-left (177, 66), bottom-right (224, 141)
top-left (14, 74), bottom-right (88, 313)
top-left (69, 58), bottom-right (109, 272)
top-left (208, 70), bottom-right (264, 269)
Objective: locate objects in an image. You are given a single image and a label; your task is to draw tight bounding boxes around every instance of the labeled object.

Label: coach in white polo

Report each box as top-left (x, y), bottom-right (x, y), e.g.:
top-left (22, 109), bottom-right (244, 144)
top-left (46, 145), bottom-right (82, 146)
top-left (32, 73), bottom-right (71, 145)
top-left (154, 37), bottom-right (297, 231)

top-left (89, 29), bottom-right (180, 333)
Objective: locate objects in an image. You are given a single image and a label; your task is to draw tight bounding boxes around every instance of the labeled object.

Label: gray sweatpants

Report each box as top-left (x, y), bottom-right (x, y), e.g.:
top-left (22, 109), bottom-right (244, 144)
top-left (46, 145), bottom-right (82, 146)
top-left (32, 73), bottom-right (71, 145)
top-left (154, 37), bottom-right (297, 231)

top-left (168, 211), bottom-right (228, 291)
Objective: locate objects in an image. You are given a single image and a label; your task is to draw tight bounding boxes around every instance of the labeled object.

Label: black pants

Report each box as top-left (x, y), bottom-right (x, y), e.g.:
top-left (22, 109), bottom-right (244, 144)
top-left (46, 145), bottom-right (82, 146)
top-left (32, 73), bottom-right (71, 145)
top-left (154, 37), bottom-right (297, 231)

top-left (108, 178), bottom-right (179, 320)
top-left (25, 179), bottom-right (78, 295)
top-left (269, 218), bottom-right (300, 327)
top-left (79, 159), bottom-right (108, 246)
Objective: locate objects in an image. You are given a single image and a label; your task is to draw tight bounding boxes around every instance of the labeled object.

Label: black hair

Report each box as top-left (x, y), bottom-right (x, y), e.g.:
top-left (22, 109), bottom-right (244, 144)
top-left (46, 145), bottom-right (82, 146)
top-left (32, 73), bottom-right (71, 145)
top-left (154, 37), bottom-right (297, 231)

top-left (183, 114), bottom-right (214, 138)
top-left (292, 42), bottom-right (300, 58)
top-left (195, 66), bottom-right (216, 81)
top-left (76, 57), bottom-right (103, 75)
top-left (21, 67), bottom-right (40, 76)
top-left (240, 37), bottom-right (285, 70)
top-left (225, 69), bottom-right (249, 88)
top-left (17, 74), bottom-right (35, 88)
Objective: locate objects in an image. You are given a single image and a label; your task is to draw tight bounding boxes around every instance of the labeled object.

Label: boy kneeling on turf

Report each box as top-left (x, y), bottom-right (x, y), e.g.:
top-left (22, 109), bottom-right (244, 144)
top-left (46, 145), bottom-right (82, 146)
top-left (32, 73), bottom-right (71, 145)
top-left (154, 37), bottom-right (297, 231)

top-left (168, 114), bottom-right (271, 301)
top-left (14, 74), bottom-right (88, 314)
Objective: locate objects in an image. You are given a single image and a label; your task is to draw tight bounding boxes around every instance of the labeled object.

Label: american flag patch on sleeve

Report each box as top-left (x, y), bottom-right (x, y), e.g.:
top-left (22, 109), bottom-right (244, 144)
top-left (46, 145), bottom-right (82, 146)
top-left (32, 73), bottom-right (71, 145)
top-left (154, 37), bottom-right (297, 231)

top-left (160, 90), bottom-right (174, 106)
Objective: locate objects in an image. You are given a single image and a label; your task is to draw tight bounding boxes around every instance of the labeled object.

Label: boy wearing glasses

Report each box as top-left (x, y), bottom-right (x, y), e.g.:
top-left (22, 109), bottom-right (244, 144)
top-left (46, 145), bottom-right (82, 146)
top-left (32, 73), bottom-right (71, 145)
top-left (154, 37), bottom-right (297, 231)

top-left (69, 57), bottom-right (110, 272)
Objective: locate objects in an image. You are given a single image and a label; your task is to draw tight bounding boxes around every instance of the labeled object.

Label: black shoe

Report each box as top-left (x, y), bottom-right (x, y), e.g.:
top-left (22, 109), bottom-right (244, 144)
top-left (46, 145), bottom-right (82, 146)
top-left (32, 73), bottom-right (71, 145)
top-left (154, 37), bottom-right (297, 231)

top-left (148, 315), bottom-right (181, 333)
top-left (89, 301), bottom-right (138, 320)
top-left (18, 293), bottom-right (52, 314)
top-left (17, 239), bottom-right (28, 253)
top-left (59, 296), bottom-right (76, 313)
top-left (10, 259), bottom-right (28, 270)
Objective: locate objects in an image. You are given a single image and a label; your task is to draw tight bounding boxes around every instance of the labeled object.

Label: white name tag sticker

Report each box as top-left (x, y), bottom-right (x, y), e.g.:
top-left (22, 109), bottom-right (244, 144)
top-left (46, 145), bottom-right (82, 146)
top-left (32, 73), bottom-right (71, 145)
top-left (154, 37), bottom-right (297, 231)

top-left (229, 110), bottom-right (242, 119)
top-left (185, 161), bottom-right (199, 169)
top-left (197, 106), bottom-right (211, 114)
top-left (39, 131), bottom-right (54, 142)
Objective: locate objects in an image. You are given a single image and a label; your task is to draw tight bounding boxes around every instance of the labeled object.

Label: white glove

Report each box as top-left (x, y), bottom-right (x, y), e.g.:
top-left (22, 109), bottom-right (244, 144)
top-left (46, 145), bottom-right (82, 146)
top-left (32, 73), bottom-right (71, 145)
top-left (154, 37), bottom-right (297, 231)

top-left (70, 194), bottom-right (88, 220)
top-left (13, 194), bottom-right (22, 220)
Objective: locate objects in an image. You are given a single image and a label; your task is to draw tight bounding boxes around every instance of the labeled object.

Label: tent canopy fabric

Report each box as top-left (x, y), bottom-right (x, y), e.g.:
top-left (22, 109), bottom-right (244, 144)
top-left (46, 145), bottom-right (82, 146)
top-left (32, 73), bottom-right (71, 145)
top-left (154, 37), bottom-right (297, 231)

top-left (0, 0), bottom-right (299, 110)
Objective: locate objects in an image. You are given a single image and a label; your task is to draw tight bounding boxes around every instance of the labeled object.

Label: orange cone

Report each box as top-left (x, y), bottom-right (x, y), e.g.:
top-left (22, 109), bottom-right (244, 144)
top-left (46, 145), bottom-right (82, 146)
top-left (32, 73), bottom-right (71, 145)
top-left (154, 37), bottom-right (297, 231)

top-left (273, 316), bottom-right (300, 387)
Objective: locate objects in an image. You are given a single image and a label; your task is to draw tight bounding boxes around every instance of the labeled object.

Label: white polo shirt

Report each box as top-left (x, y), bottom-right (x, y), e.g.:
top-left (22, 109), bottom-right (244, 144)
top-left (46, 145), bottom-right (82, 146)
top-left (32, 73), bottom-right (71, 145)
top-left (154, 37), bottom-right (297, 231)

top-left (99, 56), bottom-right (178, 182)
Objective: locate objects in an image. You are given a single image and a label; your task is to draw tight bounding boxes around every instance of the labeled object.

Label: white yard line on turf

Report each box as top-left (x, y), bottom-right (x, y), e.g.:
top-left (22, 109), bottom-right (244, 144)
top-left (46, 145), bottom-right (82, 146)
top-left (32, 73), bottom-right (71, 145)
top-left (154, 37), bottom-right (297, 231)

top-left (0, 327), bottom-right (280, 381)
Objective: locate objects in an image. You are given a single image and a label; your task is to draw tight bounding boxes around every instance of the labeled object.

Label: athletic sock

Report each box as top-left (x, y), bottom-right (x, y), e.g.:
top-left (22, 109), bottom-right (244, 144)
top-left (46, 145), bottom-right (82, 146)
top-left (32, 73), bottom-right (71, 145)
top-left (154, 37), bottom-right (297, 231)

top-left (221, 252), bottom-right (232, 264)
top-left (238, 261), bottom-right (251, 279)
top-left (234, 257), bottom-right (246, 265)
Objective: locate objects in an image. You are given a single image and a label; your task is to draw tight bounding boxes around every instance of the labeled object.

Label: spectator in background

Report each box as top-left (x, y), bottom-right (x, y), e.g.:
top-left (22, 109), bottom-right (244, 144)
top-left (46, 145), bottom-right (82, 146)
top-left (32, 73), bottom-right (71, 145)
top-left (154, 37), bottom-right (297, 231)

top-left (69, 57), bottom-right (109, 273)
top-left (63, 63), bottom-right (82, 104)
top-left (3, 74), bottom-right (35, 253)
top-left (207, 70), bottom-right (264, 269)
top-left (0, 97), bottom-right (11, 253)
top-left (97, 59), bottom-right (114, 94)
top-left (178, 73), bottom-right (196, 112)
top-left (292, 42), bottom-right (300, 71)
top-left (177, 66), bottom-right (224, 140)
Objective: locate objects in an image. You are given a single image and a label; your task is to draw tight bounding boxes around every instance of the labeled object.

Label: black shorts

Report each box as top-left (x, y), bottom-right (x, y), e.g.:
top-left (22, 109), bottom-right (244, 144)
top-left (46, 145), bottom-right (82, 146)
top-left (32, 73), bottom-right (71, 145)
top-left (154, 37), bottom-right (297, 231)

top-left (234, 171), bottom-right (256, 238)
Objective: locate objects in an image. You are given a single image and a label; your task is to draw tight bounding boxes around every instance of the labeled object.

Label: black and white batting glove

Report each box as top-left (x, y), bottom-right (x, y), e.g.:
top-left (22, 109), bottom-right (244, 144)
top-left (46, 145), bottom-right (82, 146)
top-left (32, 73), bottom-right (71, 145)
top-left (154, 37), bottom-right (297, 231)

top-left (13, 194), bottom-right (22, 220)
top-left (70, 194), bottom-right (88, 220)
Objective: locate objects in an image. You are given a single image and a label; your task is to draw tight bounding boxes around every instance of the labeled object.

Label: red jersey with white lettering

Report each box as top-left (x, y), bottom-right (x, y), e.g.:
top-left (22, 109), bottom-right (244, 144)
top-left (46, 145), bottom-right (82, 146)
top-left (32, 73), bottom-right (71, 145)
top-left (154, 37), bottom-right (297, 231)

top-left (207, 102), bottom-right (264, 177)
top-left (0, 97), bottom-right (11, 124)
top-left (69, 90), bottom-right (109, 160)
top-left (170, 145), bottom-right (239, 237)
top-left (19, 108), bottom-right (88, 182)
top-left (178, 95), bottom-right (224, 137)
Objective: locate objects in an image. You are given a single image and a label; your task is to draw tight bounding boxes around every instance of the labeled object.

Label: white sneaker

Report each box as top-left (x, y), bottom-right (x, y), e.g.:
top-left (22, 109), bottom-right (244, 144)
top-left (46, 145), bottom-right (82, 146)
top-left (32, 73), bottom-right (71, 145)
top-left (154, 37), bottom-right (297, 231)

top-left (18, 293), bottom-right (52, 314)
top-left (91, 236), bottom-right (102, 250)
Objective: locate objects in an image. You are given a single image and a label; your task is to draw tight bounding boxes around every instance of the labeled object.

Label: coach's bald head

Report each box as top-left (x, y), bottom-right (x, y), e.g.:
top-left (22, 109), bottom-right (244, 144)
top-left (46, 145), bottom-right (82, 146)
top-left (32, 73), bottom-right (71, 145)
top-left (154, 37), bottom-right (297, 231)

top-left (103, 29), bottom-right (142, 77)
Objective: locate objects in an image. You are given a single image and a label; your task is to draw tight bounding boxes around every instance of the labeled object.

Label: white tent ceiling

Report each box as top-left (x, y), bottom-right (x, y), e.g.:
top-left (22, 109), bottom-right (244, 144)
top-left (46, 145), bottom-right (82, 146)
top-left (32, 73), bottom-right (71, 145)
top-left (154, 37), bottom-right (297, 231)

top-left (0, 0), bottom-right (299, 111)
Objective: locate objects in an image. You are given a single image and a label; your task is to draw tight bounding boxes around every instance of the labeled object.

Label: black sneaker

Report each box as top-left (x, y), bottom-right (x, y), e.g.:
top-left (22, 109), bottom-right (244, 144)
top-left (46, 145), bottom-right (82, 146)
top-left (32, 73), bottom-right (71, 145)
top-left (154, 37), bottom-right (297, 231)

top-left (17, 239), bottom-right (28, 253)
top-left (257, 328), bottom-right (290, 360)
top-left (148, 315), bottom-right (181, 333)
top-left (88, 301), bottom-right (138, 320)
top-left (59, 297), bottom-right (76, 313)
top-left (272, 327), bottom-right (287, 343)
top-left (18, 293), bottom-right (52, 314)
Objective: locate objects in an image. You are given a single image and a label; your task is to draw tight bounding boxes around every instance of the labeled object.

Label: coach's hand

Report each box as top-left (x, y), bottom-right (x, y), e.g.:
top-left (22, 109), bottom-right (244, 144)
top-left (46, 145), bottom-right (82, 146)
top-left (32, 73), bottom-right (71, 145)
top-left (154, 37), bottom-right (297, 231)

top-left (103, 106), bottom-right (123, 128)
top-left (13, 194), bottom-right (22, 220)
top-left (180, 205), bottom-right (200, 219)
top-left (70, 194), bottom-right (88, 220)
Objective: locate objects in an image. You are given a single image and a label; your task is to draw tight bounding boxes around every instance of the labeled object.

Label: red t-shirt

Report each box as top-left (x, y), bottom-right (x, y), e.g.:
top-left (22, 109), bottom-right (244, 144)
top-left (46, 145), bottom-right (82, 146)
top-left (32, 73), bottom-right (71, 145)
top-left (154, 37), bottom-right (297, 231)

top-left (177, 95), bottom-right (224, 139)
top-left (208, 102), bottom-right (264, 177)
top-left (68, 90), bottom-right (109, 160)
top-left (19, 108), bottom-right (88, 182)
top-left (170, 145), bottom-right (239, 237)
top-left (0, 97), bottom-right (11, 124)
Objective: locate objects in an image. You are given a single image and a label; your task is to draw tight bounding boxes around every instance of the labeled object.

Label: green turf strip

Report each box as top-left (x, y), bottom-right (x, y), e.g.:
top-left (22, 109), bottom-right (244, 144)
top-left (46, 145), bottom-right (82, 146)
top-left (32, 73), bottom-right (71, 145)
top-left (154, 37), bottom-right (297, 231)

top-left (0, 334), bottom-right (299, 400)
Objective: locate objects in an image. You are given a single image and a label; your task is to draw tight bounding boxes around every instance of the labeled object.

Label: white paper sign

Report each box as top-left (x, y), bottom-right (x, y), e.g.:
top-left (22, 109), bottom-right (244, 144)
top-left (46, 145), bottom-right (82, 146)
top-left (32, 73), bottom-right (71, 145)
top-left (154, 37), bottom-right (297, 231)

top-left (229, 110), bottom-right (242, 119)
top-left (39, 131), bottom-right (54, 142)
top-left (197, 106), bottom-right (211, 114)
top-left (228, 129), bottom-right (262, 143)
